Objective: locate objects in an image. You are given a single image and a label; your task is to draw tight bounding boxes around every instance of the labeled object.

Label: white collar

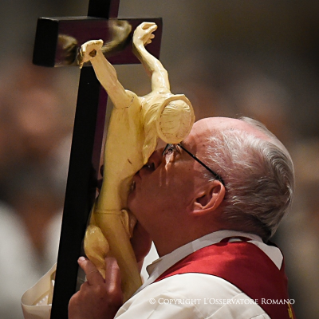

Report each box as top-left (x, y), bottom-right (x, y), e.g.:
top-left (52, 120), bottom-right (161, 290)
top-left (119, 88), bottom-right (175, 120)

top-left (135, 230), bottom-right (282, 294)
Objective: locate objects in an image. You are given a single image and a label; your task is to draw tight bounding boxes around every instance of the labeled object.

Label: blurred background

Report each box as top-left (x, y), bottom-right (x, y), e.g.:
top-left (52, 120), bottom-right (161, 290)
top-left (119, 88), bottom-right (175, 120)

top-left (0, 0), bottom-right (318, 318)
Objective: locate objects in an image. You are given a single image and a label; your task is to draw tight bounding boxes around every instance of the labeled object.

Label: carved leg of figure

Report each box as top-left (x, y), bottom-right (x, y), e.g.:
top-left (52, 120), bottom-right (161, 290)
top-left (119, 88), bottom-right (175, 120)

top-left (85, 210), bottom-right (142, 301)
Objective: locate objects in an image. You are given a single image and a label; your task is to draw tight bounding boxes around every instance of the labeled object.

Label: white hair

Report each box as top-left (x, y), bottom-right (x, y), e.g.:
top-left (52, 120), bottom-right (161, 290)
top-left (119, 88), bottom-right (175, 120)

top-left (203, 117), bottom-right (294, 240)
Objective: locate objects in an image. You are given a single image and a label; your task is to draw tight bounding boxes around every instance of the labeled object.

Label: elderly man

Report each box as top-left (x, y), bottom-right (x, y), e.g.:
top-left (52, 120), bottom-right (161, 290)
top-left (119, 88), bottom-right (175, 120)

top-left (69, 116), bottom-right (295, 319)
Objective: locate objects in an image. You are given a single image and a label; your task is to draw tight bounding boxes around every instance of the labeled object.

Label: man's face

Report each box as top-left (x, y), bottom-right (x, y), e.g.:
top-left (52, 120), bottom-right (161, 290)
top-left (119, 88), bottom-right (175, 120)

top-left (127, 119), bottom-right (213, 232)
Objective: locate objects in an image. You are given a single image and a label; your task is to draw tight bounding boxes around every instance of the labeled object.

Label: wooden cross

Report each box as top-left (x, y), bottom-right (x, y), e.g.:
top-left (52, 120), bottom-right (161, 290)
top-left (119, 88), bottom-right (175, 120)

top-left (33, 1), bottom-right (162, 318)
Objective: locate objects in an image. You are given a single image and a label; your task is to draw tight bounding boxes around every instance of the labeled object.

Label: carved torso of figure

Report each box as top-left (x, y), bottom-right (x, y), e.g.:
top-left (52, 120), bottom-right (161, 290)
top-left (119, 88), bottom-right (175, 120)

top-left (97, 91), bottom-right (144, 211)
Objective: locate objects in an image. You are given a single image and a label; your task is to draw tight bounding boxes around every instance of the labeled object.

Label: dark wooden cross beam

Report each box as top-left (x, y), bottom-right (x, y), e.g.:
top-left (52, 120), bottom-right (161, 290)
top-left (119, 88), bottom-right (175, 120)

top-left (33, 1), bottom-right (162, 318)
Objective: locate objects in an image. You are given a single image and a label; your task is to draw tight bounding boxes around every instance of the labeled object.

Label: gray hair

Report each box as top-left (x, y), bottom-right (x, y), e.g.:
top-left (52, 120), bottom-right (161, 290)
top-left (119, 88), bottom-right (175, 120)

top-left (203, 117), bottom-right (294, 240)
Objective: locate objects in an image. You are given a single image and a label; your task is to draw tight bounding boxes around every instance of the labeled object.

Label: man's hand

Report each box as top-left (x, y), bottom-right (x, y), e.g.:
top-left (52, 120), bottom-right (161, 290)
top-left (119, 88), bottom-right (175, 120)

top-left (133, 22), bottom-right (157, 48)
top-left (69, 257), bottom-right (123, 319)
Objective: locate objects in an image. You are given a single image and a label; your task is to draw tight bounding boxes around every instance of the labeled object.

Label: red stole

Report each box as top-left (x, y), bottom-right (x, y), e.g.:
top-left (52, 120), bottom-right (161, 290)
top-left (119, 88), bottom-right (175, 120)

top-left (155, 241), bottom-right (295, 319)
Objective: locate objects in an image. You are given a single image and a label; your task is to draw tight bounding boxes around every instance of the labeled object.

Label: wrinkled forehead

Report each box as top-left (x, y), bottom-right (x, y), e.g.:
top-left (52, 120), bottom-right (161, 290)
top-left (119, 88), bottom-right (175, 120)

top-left (185, 117), bottom-right (271, 150)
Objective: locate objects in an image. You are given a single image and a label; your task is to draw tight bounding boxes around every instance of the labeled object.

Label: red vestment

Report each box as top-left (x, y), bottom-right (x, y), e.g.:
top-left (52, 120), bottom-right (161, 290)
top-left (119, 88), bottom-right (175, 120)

top-left (156, 240), bottom-right (295, 319)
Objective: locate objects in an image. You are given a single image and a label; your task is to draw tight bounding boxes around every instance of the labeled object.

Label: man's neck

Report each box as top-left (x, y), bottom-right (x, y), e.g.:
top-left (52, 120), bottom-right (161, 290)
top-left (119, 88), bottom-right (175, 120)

top-left (153, 226), bottom-right (223, 257)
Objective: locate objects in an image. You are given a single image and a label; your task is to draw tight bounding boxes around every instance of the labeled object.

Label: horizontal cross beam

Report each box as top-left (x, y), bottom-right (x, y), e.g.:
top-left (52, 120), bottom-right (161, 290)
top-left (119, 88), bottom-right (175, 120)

top-left (33, 17), bottom-right (162, 67)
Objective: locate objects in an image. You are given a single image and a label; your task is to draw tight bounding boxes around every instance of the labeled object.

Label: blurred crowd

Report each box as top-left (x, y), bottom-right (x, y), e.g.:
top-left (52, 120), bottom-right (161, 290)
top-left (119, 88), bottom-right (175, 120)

top-left (0, 59), bottom-right (77, 319)
top-left (0, 1), bottom-right (318, 319)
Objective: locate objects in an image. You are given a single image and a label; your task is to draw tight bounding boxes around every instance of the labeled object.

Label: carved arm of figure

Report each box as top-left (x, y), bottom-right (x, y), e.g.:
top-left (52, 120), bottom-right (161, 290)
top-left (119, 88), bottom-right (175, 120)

top-left (78, 22), bottom-right (195, 301)
top-left (134, 23), bottom-right (195, 150)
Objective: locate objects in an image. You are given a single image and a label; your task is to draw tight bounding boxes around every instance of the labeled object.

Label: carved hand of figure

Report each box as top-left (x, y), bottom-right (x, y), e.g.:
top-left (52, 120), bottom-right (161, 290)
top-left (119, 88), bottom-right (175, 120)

top-left (78, 39), bottom-right (103, 68)
top-left (133, 22), bottom-right (157, 47)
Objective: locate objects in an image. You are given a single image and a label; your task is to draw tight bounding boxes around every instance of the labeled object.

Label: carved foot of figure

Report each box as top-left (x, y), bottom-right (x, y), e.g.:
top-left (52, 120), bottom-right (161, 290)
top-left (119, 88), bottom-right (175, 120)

top-left (84, 225), bottom-right (109, 278)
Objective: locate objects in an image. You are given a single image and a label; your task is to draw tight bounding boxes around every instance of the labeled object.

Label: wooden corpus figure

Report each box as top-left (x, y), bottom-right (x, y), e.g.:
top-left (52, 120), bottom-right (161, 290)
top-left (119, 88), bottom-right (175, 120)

top-left (79, 22), bottom-right (195, 301)
top-left (24, 2), bottom-right (163, 319)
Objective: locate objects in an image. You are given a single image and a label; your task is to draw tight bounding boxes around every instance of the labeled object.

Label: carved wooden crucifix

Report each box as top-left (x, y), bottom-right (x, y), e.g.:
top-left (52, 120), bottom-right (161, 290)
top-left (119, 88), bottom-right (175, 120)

top-left (33, 1), bottom-right (162, 318)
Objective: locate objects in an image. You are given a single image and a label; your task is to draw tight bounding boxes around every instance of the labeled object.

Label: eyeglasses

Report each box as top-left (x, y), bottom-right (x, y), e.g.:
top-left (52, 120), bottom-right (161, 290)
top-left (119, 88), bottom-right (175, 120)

top-left (163, 143), bottom-right (225, 186)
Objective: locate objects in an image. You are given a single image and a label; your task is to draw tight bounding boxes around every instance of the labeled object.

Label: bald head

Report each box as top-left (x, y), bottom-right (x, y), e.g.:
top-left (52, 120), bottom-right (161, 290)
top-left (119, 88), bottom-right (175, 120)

top-left (193, 117), bottom-right (275, 145)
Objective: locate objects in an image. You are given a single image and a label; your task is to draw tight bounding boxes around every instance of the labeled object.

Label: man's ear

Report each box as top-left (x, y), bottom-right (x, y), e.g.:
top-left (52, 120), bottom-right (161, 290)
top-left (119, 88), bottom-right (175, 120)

top-left (193, 181), bottom-right (225, 215)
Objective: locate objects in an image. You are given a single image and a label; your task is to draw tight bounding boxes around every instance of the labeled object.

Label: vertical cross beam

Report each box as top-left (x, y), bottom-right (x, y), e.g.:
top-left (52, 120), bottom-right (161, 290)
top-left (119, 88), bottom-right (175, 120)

top-left (32, 1), bottom-right (162, 318)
